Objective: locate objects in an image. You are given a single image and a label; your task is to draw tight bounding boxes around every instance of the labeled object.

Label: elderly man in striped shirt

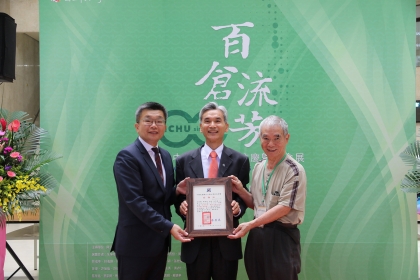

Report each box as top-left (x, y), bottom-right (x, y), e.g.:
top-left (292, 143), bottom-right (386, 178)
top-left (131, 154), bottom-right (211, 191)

top-left (228, 115), bottom-right (307, 280)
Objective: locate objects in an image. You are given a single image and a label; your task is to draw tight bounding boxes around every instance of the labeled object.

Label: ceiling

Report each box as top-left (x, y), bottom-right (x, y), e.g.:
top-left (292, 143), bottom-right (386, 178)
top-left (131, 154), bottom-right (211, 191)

top-left (6, 1), bottom-right (420, 42)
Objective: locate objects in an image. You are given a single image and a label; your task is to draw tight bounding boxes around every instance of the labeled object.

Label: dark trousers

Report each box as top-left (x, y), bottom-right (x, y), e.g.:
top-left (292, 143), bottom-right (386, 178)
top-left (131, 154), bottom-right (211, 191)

top-left (116, 250), bottom-right (167, 280)
top-left (186, 237), bottom-right (238, 280)
top-left (244, 223), bottom-right (301, 280)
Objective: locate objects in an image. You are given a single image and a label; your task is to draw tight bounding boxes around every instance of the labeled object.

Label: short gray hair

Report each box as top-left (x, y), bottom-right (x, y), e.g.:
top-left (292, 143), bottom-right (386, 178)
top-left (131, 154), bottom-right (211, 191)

top-left (199, 102), bottom-right (228, 123)
top-left (135, 102), bottom-right (168, 123)
top-left (259, 115), bottom-right (288, 136)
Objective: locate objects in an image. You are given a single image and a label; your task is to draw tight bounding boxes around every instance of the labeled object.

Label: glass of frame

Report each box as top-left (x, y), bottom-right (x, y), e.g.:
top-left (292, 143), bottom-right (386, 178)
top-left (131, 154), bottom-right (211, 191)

top-left (185, 177), bottom-right (233, 237)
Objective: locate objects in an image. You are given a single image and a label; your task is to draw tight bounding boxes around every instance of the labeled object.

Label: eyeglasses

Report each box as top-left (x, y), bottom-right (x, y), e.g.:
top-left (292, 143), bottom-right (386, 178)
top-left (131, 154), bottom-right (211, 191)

top-left (141, 119), bottom-right (166, 126)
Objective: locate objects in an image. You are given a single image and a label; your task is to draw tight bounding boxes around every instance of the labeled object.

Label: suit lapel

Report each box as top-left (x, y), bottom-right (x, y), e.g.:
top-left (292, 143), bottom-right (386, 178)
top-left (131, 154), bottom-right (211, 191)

top-left (188, 147), bottom-right (204, 178)
top-left (160, 149), bottom-right (176, 203)
top-left (160, 149), bottom-right (172, 188)
top-left (135, 139), bottom-right (165, 191)
top-left (219, 146), bottom-right (233, 177)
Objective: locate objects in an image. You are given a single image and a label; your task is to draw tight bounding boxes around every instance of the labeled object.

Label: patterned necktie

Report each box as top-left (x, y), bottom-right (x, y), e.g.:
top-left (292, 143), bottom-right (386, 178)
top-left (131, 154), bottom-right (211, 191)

top-left (151, 147), bottom-right (164, 182)
top-left (208, 151), bottom-right (218, 178)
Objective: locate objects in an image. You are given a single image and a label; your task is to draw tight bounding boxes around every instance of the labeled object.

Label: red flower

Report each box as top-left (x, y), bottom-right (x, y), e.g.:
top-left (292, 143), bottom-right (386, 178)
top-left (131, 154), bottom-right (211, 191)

top-left (7, 171), bottom-right (15, 178)
top-left (0, 118), bottom-right (6, 131)
top-left (7, 120), bottom-right (20, 132)
top-left (10, 152), bottom-right (20, 158)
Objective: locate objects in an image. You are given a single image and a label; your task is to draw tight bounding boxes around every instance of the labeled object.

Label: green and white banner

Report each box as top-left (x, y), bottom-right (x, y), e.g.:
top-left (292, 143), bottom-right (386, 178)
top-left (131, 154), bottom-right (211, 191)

top-left (39, 0), bottom-right (417, 279)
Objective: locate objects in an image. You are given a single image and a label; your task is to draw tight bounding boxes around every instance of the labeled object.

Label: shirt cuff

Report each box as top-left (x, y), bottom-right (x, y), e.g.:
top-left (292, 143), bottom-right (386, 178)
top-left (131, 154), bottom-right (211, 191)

top-left (233, 208), bottom-right (241, 218)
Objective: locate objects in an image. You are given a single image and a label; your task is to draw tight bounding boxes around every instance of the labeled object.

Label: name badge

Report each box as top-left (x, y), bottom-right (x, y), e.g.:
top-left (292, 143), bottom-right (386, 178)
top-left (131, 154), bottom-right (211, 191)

top-left (256, 206), bottom-right (266, 218)
top-left (256, 206), bottom-right (266, 228)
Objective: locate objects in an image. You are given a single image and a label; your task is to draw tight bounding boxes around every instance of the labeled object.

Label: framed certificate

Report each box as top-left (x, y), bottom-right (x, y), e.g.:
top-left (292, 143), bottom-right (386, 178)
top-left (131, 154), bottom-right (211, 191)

top-left (185, 177), bottom-right (233, 237)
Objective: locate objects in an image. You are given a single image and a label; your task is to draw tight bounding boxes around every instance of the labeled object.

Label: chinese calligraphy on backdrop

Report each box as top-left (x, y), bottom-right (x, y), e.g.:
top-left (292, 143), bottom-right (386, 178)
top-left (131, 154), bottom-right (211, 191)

top-left (194, 22), bottom-right (304, 163)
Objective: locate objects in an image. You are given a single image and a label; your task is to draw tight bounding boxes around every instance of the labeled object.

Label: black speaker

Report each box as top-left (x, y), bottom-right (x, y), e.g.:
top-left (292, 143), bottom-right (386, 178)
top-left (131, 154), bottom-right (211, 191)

top-left (0, 13), bottom-right (16, 83)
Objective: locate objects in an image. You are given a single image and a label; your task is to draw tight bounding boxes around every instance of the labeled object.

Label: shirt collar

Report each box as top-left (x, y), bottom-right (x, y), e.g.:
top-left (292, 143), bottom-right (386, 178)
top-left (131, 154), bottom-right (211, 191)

top-left (202, 143), bottom-right (224, 159)
top-left (138, 136), bottom-right (158, 152)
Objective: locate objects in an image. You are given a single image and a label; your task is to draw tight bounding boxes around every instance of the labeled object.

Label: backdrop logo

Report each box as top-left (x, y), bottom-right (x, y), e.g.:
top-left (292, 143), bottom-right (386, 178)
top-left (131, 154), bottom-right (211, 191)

top-left (161, 110), bottom-right (204, 148)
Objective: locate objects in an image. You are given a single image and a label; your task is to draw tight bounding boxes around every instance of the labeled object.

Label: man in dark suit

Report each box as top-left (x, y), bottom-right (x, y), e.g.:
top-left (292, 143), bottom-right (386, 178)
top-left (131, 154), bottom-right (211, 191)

top-left (175, 102), bottom-right (250, 280)
top-left (111, 102), bottom-right (192, 280)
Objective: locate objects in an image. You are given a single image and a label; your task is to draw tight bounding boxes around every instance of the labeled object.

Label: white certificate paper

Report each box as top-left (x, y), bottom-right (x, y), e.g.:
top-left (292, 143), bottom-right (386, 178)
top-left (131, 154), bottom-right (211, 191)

top-left (193, 184), bottom-right (226, 230)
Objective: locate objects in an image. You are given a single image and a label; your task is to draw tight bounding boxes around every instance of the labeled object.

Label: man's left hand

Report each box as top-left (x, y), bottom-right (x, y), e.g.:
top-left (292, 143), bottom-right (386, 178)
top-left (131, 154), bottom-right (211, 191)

top-left (176, 177), bottom-right (190, 195)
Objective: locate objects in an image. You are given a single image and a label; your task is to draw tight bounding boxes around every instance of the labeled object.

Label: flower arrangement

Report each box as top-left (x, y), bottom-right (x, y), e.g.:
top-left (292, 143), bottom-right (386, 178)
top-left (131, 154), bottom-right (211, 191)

top-left (0, 110), bottom-right (61, 225)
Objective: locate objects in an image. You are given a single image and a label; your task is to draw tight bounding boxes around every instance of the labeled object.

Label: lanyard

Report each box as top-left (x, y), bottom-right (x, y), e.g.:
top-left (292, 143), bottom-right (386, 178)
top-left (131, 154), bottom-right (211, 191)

top-left (261, 153), bottom-right (287, 203)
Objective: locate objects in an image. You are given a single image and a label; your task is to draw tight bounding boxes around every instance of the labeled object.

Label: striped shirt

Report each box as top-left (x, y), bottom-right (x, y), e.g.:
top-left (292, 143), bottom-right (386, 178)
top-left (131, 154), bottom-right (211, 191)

top-left (250, 154), bottom-right (307, 225)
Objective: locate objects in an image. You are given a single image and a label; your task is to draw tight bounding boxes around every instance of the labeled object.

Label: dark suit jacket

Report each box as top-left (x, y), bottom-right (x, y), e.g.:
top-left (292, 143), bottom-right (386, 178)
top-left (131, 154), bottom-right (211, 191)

top-left (111, 138), bottom-right (176, 258)
top-left (175, 145), bottom-right (250, 263)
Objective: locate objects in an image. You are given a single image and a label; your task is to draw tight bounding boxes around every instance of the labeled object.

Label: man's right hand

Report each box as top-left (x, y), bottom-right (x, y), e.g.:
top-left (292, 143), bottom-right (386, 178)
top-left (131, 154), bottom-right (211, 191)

top-left (227, 222), bottom-right (252, 239)
top-left (170, 224), bottom-right (193, 242)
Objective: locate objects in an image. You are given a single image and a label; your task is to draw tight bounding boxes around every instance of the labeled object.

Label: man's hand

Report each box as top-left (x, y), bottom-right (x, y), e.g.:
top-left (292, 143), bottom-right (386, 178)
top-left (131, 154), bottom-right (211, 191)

top-left (228, 175), bottom-right (254, 209)
top-left (227, 222), bottom-right (253, 239)
top-left (170, 224), bottom-right (193, 242)
top-left (176, 177), bottom-right (190, 195)
top-left (228, 175), bottom-right (244, 194)
top-left (231, 200), bottom-right (240, 216)
top-left (179, 200), bottom-right (188, 216)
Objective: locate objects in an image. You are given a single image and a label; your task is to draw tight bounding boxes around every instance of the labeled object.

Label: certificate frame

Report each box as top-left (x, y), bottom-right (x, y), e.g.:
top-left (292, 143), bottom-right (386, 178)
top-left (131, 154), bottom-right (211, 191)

top-left (186, 177), bottom-right (233, 237)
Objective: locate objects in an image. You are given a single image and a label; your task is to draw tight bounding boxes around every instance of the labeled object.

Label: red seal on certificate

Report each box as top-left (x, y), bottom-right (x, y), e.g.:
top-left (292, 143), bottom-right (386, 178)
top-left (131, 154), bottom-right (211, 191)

top-left (202, 212), bottom-right (211, 224)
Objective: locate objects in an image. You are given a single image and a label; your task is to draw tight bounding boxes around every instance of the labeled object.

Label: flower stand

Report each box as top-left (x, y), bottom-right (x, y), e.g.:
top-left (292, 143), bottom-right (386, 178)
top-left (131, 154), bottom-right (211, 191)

top-left (0, 217), bottom-right (5, 280)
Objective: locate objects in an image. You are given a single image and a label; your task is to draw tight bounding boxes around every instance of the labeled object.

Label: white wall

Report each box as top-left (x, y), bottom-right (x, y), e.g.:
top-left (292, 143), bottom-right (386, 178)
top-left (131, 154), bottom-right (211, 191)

top-left (0, 0), bottom-right (39, 125)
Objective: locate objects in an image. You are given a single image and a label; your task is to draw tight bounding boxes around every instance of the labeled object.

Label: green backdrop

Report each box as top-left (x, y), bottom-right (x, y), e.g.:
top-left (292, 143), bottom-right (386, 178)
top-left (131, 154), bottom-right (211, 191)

top-left (39, 0), bottom-right (417, 279)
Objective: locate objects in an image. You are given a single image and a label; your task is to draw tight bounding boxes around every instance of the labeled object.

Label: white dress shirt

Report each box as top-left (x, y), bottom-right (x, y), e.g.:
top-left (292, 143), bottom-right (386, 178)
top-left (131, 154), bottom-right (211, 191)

top-left (201, 144), bottom-right (224, 178)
